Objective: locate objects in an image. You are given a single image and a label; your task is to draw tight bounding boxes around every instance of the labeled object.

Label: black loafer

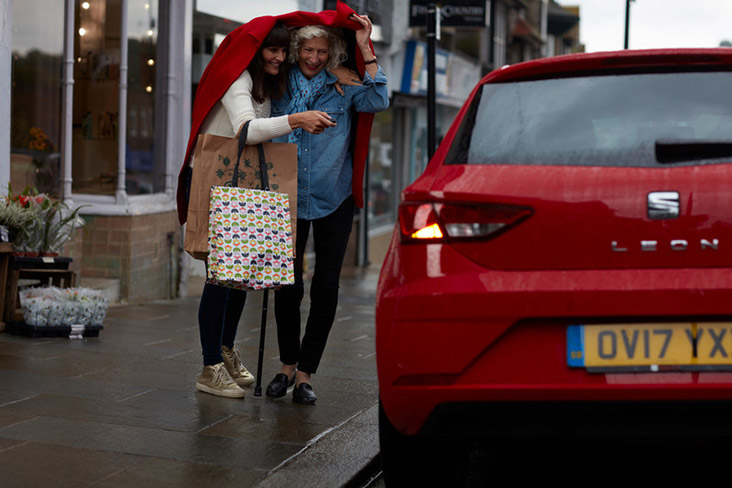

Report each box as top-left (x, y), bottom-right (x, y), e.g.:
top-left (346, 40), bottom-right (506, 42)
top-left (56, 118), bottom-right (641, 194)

top-left (265, 373), bottom-right (295, 398)
top-left (292, 383), bottom-right (317, 405)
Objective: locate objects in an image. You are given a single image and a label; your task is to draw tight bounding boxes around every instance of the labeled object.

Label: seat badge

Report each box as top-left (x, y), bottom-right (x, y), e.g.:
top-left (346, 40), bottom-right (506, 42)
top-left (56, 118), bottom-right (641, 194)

top-left (647, 191), bottom-right (680, 220)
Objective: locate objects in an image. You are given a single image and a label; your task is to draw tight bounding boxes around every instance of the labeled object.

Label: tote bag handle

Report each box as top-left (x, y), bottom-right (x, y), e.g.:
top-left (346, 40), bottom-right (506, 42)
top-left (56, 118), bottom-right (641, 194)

top-left (233, 121), bottom-right (270, 191)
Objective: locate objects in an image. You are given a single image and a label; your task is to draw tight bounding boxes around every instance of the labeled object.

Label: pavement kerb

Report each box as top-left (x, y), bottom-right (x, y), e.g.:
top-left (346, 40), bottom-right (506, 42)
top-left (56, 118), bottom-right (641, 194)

top-left (254, 402), bottom-right (381, 487)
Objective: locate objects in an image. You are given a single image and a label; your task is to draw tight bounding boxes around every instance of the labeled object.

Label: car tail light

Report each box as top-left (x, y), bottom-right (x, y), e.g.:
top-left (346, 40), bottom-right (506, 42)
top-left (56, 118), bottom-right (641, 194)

top-left (399, 202), bottom-right (533, 243)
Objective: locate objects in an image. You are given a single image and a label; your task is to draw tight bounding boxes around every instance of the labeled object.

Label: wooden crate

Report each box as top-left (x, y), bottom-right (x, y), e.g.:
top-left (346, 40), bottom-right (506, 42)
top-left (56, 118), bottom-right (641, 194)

top-left (3, 256), bottom-right (76, 324)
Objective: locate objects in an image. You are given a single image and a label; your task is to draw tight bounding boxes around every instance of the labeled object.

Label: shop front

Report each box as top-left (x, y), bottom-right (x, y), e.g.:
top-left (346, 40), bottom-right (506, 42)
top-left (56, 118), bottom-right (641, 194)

top-left (1, 0), bottom-right (482, 297)
top-left (2, 0), bottom-right (192, 301)
top-left (365, 38), bottom-right (481, 266)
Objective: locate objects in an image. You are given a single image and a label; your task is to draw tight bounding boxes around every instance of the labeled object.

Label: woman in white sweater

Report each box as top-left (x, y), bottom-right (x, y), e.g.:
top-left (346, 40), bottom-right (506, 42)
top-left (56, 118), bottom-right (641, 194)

top-left (194, 22), bottom-right (336, 399)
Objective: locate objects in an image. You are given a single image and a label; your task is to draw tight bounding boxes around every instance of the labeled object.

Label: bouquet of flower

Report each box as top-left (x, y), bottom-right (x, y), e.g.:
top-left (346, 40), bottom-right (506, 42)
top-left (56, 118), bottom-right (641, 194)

top-left (18, 288), bottom-right (54, 326)
top-left (19, 286), bottom-right (110, 327)
top-left (28, 127), bottom-right (54, 152)
top-left (3, 185), bottom-right (87, 254)
top-left (0, 195), bottom-right (37, 242)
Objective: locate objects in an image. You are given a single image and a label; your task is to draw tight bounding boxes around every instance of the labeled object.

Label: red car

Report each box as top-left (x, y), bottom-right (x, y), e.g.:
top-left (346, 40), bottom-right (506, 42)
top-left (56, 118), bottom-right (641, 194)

top-left (376, 48), bottom-right (732, 481)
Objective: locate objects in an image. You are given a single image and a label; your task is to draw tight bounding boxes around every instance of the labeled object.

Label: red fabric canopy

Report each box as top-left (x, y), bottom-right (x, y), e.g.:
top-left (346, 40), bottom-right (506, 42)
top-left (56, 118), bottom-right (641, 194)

top-left (177, 2), bottom-right (377, 224)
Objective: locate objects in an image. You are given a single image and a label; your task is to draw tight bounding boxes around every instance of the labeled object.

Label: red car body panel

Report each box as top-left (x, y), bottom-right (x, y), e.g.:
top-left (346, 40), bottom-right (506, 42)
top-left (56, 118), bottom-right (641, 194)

top-left (376, 48), bottom-right (732, 436)
top-left (428, 164), bottom-right (732, 270)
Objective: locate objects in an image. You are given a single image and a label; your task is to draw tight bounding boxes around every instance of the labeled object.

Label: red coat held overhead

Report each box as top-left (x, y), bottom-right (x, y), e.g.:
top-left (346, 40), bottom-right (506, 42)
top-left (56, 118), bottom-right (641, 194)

top-left (177, 2), bottom-right (377, 225)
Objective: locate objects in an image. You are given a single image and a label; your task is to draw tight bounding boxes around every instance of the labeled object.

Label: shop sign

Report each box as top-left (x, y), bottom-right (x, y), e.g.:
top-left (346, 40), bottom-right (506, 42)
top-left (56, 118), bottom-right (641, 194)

top-left (400, 40), bottom-right (481, 103)
top-left (408, 0), bottom-right (486, 27)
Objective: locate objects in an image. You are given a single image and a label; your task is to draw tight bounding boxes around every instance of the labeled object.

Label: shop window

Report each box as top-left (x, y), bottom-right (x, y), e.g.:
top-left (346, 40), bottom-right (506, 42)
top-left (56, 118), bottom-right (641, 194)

top-left (72, 0), bottom-right (160, 196)
top-left (10, 1), bottom-right (65, 197)
top-left (72, 0), bottom-right (123, 195)
top-left (126, 0), bottom-right (160, 194)
top-left (409, 106), bottom-right (429, 184)
top-left (191, 10), bottom-right (243, 96)
top-left (368, 109), bottom-right (394, 227)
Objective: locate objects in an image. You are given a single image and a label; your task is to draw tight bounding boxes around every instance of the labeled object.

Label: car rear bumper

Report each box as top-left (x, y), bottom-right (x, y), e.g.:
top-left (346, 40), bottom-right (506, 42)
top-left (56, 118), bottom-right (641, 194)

top-left (376, 242), bottom-right (732, 435)
top-left (419, 400), bottom-right (732, 440)
top-left (381, 382), bottom-right (732, 435)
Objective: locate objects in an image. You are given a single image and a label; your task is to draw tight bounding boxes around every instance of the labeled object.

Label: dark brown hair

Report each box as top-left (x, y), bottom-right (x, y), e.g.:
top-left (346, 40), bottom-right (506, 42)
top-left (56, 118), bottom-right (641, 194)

top-left (249, 22), bottom-right (290, 103)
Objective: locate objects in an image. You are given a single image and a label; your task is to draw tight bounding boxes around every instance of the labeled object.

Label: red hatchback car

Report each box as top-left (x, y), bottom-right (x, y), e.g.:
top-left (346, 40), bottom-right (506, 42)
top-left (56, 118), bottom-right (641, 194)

top-left (376, 48), bottom-right (732, 481)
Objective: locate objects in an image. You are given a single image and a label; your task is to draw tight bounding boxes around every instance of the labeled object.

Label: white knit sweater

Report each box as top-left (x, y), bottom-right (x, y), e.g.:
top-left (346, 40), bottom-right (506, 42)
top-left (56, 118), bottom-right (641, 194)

top-left (192, 70), bottom-right (292, 165)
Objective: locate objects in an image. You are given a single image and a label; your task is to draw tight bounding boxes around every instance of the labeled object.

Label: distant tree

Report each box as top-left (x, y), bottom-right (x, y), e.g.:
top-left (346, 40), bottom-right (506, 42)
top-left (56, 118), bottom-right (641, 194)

top-left (720, 40), bottom-right (732, 47)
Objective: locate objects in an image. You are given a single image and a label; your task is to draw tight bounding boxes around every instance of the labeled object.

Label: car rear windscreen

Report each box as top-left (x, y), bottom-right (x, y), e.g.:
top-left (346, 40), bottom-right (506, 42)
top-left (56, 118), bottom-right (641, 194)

top-left (446, 71), bottom-right (732, 167)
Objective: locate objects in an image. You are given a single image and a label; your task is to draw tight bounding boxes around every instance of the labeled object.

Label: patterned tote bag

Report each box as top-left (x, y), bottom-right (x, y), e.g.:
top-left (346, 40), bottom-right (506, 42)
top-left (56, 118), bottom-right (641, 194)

top-left (206, 127), bottom-right (295, 290)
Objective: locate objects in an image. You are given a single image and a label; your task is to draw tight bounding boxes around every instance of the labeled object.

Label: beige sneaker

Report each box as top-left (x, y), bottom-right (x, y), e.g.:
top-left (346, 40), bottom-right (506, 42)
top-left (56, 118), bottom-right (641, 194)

top-left (196, 362), bottom-right (245, 398)
top-left (222, 345), bottom-right (256, 387)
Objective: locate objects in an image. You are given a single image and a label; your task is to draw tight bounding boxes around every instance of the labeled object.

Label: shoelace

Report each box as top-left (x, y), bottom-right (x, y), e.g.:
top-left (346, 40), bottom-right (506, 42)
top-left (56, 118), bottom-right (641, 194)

top-left (225, 347), bottom-right (244, 372)
top-left (213, 364), bottom-right (236, 387)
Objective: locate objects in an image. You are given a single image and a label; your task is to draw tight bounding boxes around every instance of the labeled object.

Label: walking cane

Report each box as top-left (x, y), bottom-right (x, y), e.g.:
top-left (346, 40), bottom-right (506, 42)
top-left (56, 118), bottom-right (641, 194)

top-left (254, 289), bottom-right (268, 396)
top-left (253, 142), bottom-right (270, 397)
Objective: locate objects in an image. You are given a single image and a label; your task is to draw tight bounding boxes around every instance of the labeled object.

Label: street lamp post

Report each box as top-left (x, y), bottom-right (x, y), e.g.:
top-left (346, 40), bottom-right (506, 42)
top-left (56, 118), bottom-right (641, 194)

top-left (624, 0), bottom-right (634, 49)
top-left (426, 4), bottom-right (440, 161)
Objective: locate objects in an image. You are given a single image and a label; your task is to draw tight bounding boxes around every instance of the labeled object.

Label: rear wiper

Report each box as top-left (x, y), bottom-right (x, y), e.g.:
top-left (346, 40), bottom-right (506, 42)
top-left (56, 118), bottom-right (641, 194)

top-left (655, 140), bottom-right (732, 164)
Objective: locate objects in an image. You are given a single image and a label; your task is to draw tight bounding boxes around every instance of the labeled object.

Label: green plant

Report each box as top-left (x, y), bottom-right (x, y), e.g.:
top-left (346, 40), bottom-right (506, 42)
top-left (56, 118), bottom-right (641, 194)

top-left (0, 198), bottom-right (36, 230)
top-left (4, 185), bottom-right (88, 254)
top-left (40, 203), bottom-right (87, 254)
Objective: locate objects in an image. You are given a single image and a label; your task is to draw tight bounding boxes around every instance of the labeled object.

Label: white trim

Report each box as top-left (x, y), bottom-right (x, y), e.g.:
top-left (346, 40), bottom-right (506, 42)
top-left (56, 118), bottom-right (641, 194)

top-left (182, 0), bottom-right (192, 188)
top-left (0, 0), bottom-right (11, 194)
top-left (116, 0), bottom-right (129, 205)
top-left (75, 193), bottom-right (176, 216)
top-left (62, 0), bottom-right (75, 204)
top-left (165, 3), bottom-right (178, 199)
top-left (164, 0), bottom-right (192, 199)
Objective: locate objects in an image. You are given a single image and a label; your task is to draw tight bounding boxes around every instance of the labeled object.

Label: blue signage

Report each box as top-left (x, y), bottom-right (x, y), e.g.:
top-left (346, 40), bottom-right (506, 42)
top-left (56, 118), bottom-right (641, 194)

top-left (400, 40), bottom-right (450, 97)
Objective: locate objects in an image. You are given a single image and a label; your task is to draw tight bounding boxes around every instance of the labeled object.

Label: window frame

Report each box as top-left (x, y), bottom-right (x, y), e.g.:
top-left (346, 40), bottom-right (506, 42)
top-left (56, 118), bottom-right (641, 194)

top-left (57, 0), bottom-right (191, 216)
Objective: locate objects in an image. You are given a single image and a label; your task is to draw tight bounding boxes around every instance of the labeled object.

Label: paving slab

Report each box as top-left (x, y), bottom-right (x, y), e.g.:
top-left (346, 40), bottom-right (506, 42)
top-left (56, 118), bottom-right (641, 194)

top-left (0, 268), bottom-right (380, 487)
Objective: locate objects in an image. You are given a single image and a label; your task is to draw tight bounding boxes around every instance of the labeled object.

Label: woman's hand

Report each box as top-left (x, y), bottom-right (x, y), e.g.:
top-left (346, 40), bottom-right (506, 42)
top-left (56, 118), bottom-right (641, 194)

top-left (330, 66), bottom-right (361, 86)
top-left (350, 13), bottom-right (378, 78)
top-left (351, 13), bottom-right (373, 48)
top-left (288, 110), bottom-right (336, 134)
top-left (330, 66), bottom-right (362, 96)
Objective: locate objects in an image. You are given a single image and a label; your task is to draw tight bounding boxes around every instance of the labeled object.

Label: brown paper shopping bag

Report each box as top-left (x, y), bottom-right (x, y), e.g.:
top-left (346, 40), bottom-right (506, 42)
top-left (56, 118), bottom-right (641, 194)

top-left (184, 132), bottom-right (298, 260)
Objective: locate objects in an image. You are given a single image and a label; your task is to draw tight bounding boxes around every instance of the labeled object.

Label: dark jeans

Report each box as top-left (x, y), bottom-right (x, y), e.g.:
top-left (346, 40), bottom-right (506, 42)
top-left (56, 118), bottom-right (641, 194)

top-left (198, 282), bottom-right (246, 366)
top-left (274, 195), bottom-right (355, 374)
top-left (187, 163), bottom-right (247, 366)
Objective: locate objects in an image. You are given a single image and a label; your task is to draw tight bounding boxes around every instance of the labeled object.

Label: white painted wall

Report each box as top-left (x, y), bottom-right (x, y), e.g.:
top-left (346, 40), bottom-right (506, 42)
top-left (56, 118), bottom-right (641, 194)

top-left (0, 0), bottom-right (11, 195)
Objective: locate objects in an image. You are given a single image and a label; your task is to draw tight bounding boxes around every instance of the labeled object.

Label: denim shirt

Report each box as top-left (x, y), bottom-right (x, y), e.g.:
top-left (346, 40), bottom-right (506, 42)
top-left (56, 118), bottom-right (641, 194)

top-left (271, 66), bottom-right (389, 220)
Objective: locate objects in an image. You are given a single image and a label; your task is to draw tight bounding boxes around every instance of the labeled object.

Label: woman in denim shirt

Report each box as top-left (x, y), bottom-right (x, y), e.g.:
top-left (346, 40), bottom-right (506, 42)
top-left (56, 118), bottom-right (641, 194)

top-left (266, 14), bottom-right (389, 404)
top-left (183, 22), bottom-right (338, 400)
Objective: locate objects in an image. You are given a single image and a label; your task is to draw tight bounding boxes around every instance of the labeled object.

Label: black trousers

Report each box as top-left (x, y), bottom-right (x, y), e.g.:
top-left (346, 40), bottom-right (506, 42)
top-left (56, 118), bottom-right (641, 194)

top-left (198, 280), bottom-right (246, 366)
top-left (274, 196), bottom-right (354, 374)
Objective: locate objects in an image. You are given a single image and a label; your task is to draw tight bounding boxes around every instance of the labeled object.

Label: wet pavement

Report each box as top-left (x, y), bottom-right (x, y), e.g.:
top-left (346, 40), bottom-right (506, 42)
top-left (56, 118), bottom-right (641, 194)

top-left (0, 268), bottom-right (380, 487)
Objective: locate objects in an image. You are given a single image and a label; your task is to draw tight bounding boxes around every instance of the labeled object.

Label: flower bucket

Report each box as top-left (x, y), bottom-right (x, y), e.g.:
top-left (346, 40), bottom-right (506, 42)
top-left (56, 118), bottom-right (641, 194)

top-left (19, 286), bottom-right (110, 329)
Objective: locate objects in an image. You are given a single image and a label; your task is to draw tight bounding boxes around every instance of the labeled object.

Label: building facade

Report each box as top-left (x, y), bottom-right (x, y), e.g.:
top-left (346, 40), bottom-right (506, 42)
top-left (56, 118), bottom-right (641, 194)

top-left (2, 0), bottom-right (192, 301)
top-left (0, 0), bottom-right (580, 301)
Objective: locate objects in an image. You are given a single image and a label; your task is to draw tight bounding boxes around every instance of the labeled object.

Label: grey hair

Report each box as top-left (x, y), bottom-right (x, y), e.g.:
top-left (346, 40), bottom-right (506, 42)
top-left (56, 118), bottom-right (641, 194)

top-left (288, 25), bottom-right (348, 71)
